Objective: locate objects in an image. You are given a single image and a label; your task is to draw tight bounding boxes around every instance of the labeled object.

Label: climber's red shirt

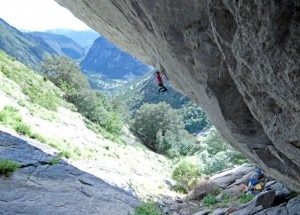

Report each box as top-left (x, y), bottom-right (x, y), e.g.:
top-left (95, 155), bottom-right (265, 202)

top-left (156, 74), bottom-right (163, 84)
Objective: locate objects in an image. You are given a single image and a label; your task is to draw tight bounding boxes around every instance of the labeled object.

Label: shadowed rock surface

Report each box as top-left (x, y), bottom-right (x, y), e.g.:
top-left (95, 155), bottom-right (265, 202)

top-left (55, 0), bottom-right (300, 191)
top-left (0, 131), bottom-right (139, 215)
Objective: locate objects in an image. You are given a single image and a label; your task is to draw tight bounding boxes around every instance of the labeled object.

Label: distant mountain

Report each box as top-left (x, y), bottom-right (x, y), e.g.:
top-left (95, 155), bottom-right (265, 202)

top-left (29, 32), bottom-right (85, 60)
top-left (46, 29), bottom-right (99, 53)
top-left (0, 18), bottom-right (56, 70)
top-left (80, 36), bottom-right (150, 80)
top-left (115, 72), bottom-right (211, 133)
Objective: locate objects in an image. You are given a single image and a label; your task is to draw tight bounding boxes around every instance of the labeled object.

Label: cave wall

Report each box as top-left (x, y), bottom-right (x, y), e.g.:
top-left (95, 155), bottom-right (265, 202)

top-left (55, 0), bottom-right (300, 191)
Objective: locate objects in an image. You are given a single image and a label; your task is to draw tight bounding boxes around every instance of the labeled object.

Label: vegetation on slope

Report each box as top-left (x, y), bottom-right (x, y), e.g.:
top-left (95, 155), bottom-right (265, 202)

top-left (0, 50), bottom-right (176, 204)
top-left (0, 159), bottom-right (20, 176)
top-left (116, 72), bottom-right (211, 134)
top-left (0, 46), bottom-right (249, 211)
top-left (41, 55), bottom-right (124, 135)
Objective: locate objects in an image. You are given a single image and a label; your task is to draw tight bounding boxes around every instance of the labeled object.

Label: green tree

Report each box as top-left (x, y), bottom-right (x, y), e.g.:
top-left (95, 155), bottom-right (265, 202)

top-left (181, 101), bottom-right (211, 133)
top-left (171, 157), bottom-right (201, 193)
top-left (156, 129), bottom-right (196, 158)
top-left (41, 56), bottom-right (89, 91)
top-left (132, 102), bottom-right (183, 150)
top-left (194, 127), bottom-right (248, 175)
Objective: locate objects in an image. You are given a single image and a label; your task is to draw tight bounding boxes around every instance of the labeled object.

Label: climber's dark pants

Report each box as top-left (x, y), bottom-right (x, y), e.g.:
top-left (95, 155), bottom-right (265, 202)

top-left (157, 83), bottom-right (168, 93)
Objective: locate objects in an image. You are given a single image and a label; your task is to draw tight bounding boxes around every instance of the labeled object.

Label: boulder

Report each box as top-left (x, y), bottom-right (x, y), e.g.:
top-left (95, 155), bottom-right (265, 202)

top-left (210, 164), bottom-right (255, 188)
top-left (231, 190), bottom-right (276, 215)
top-left (254, 195), bottom-right (300, 215)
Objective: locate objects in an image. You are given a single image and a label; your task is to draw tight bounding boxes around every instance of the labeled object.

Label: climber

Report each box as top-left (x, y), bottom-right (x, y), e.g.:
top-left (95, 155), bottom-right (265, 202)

top-left (155, 71), bottom-right (168, 94)
top-left (248, 169), bottom-right (267, 193)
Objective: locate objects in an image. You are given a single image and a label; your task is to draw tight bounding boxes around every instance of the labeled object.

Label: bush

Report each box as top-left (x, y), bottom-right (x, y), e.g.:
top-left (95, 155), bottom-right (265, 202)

top-left (195, 127), bottom-right (248, 175)
top-left (0, 106), bottom-right (32, 136)
top-left (134, 202), bottom-right (162, 215)
top-left (203, 151), bottom-right (232, 175)
top-left (49, 158), bottom-right (59, 165)
top-left (15, 122), bottom-right (32, 136)
top-left (239, 193), bottom-right (254, 204)
top-left (58, 151), bottom-right (71, 159)
top-left (132, 102), bottom-right (198, 157)
top-left (171, 158), bottom-right (201, 193)
top-left (0, 159), bottom-right (20, 175)
top-left (203, 194), bottom-right (217, 206)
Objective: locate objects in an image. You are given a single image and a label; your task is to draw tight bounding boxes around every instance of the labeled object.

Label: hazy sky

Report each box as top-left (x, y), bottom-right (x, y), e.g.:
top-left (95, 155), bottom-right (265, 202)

top-left (0, 0), bottom-right (90, 31)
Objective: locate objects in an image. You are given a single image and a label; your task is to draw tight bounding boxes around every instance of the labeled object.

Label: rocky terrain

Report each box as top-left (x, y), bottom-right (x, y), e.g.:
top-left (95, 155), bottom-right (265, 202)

top-left (55, 0), bottom-right (300, 191)
top-left (160, 164), bottom-right (300, 215)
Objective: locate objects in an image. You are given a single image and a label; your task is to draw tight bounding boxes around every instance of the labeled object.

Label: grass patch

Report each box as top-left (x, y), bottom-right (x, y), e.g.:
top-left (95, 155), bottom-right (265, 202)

top-left (239, 192), bottom-right (254, 204)
top-left (0, 159), bottom-right (20, 176)
top-left (58, 150), bottom-right (72, 159)
top-left (47, 139), bottom-right (98, 161)
top-left (0, 106), bottom-right (96, 161)
top-left (49, 157), bottom-right (59, 165)
top-left (203, 194), bottom-right (217, 206)
top-left (134, 202), bottom-right (163, 215)
top-left (0, 106), bottom-right (46, 140)
top-left (0, 106), bottom-right (31, 135)
top-left (85, 119), bottom-right (125, 145)
top-left (0, 51), bottom-right (70, 111)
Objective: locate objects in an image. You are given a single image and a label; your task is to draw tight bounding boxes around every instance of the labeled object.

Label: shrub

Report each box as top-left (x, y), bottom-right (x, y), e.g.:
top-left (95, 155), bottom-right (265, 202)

top-left (203, 151), bottom-right (232, 175)
top-left (49, 158), bottom-right (59, 165)
top-left (15, 122), bottom-right (32, 136)
top-left (134, 202), bottom-right (162, 215)
top-left (203, 194), bottom-right (217, 206)
top-left (58, 151), bottom-right (71, 159)
top-left (0, 106), bottom-right (33, 136)
top-left (171, 184), bottom-right (187, 194)
top-left (239, 193), bottom-right (254, 204)
top-left (195, 127), bottom-right (249, 175)
top-left (0, 159), bottom-right (20, 175)
top-left (29, 133), bottom-right (46, 142)
top-left (171, 157), bottom-right (201, 193)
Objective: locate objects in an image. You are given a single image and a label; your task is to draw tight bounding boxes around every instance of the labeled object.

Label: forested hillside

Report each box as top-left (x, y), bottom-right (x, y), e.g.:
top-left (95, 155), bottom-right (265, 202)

top-left (116, 72), bottom-right (210, 133)
top-left (0, 19), bottom-right (56, 70)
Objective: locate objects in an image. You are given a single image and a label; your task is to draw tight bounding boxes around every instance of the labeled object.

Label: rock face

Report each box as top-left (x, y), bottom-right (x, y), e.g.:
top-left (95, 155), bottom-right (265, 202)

top-left (55, 1), bottom-right (300, 191)
top-left (0, 131), bottom-right (139, 214)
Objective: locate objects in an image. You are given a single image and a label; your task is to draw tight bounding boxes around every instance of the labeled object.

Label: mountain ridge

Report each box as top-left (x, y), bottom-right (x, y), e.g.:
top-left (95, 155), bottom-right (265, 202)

top-left (0, 18), bottom-right (56, 70)
top-left (29, 32), bottom-right (85, 60)
top-left (80, 36), bottom-right (151, 80)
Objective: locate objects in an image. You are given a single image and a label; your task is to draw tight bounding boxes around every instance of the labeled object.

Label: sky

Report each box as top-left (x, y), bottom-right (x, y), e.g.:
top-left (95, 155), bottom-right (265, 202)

top-left (0, 0), bottom-right (91, 31)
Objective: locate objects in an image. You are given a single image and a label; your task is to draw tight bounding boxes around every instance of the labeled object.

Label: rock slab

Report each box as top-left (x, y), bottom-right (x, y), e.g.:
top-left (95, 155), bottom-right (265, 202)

top-left (0, 130), bottom-right (139, 215)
